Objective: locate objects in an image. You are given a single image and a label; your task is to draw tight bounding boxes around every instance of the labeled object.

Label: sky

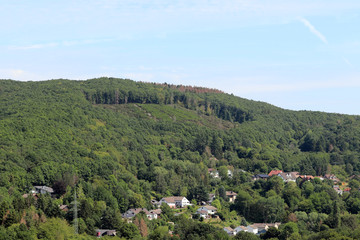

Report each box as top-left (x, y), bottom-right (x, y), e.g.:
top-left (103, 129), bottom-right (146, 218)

top-left (1, 0), bottom-right (360, 114)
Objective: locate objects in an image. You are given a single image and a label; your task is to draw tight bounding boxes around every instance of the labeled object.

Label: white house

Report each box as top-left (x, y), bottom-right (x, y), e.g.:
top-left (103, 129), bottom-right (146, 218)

top-left (277, 172), bottom-right (299, 182)
top-left (208, 168), bottom-right (220, 178)
top-left (197, 205), bottom-right (217, 215)
top-left (122, 208), bottom-right (158, 220)
top-left (234, 225), bottom-right (259, 235)
top-left (333, 185), bottom-right (343, 195)
top-left (148, 209), bottom-right (161, 220)
top-left (159, 196), bottom-right (191, 208)
top-left (234, 226), bottom-right (248, 235)
top-left (32, 186), bottom-right (54, 195)
top-left (246, 225), bottom-right (258, 234)
top-left (251, 223), bottom-right (281, 234)
top-left (223, 227), bottom-right (235, 236)
top-left (227, 169), bottom-right (233, 178)
top-left (197, 210), bottom-right (209, 219)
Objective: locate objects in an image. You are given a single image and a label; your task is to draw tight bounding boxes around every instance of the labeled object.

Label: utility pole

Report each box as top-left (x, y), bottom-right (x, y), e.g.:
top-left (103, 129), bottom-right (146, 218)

top-left (74, 187), bottom-right (78, 235)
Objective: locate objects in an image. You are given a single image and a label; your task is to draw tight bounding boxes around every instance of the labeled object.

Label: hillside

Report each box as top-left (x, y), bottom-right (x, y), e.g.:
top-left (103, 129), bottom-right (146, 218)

top-left (1, 78), bottom-right (360, 239)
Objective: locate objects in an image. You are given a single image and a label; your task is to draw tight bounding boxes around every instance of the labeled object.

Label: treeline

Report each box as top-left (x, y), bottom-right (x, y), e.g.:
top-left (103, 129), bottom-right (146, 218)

top-left (83, 78), bottom-right (253, 124)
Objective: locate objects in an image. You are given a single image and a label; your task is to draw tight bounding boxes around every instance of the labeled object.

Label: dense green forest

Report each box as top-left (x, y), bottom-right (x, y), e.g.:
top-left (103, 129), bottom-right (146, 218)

top-left (2, 78), bottom-right (360, 239)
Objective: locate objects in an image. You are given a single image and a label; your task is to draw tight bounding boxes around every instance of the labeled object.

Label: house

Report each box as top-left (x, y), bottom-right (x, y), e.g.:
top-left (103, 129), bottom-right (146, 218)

top-left (268, 170), bottom-right (283, 177)
top-left (22, 193), bottom-right (39, 200)
top-left (227, 169), bottom-right (233, 178)
top-left (349, 175), bottom-right (360, 180)
top-left (298, 175), bottom-right (314, 181)
top-left (252, 174), bottom-right (269, 181)
top-left (247, 225), bottom-right (258, 234)
top-left (150, 199), bottom-right (160, 208)
top-left (59, 205), bottom-right (69, 212)
top-left (333, 186), bottom-right (343, 195)
top-left (223, 227), bottom-right (235, 236)
top-left (197, 210), bottom-right (209, 219)
top-left (32, 186), bottom-right (54, 195)
top-left (159, 196), bottom-right (191, 208)
top-left (208, 168), bottom-right (220, 178)
top-left (226, 191), bottom-right (237, 203)
top-left (234, 226), bottom-right (248, 235)
top-left (208, 193), bottom-right (216, 203)
top-left (149, 209), bottom-right (161, 219)
top-left (122, 208), bottom-right (158, 220)
top-left (150, 208), bottom-right (162, 215)
top-left (234, 225), bottom-right (258, 235)
top-left (314, 176), bottom-right (324, 181)
top-left (278, 172), bottom-right (298, 182)
top-left (324, 174), bottom-right (340, 183)
top-left (251, 223), bottom-right (281, 234)
top-left (344, 187), bottom-right (351, 193)
top-left (96, 229), bottom-right (116, 237)
top-left (197, 205), bottom-right (217, 215)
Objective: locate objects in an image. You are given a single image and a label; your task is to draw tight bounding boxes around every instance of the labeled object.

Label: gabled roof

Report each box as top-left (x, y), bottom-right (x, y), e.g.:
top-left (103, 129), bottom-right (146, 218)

top-left (96, 229), bottom-right (116, 236)
top-left (161, 196), bottom-right (186, 203)
top-left (199, 205), bottom-right (217, 211)
top-left (268, 170), bottom-right (283, 176)
top-left (150, 209), bottom-right (162, 215)
top-left (59, 205), bottom-right (69, 210)
top-left (126, 208), bottom-right (150, 215)
top-left (324, 174), bottom-right (339, 181)
top-left (224, 227), bottom-right (234, 232)
top-left (226, 191), bottom-right (237, 196)
top-left (198, 210), bottom-right (208, 215)
top-left (251, 223), bottom-right (281, 228)
top-left (22, 193), bottom-right (38, 199)
top-left (250, 223), bottom-right (267, 228)
top-left (209, 193), bottom-right (215, 198)
top-left (34, 186), bottom-right (54, 193)
top-left (234, 226), bottom-right (248, 231)
top-left (298, 175), bottom-right (314, 180)
top-left (278, 172), bottom-right (297, 181)
top-left (254, 174), bottom-right (269, 178)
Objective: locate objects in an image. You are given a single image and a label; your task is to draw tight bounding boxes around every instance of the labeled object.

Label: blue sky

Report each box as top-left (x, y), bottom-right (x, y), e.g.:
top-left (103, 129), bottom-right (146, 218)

top-left (1, 0), bottom-right (359, 114)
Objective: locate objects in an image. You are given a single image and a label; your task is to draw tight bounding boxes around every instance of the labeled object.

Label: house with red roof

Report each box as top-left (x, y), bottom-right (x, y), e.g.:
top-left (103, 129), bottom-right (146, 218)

top-left (268, 170), bottom-right (283, 177)
top-left (298, 175), bottom-right (314, 181)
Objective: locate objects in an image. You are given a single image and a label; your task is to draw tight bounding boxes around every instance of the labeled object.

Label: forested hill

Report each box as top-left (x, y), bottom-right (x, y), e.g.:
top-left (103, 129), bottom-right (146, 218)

top-left (2, 77), bottom-right (360, 238)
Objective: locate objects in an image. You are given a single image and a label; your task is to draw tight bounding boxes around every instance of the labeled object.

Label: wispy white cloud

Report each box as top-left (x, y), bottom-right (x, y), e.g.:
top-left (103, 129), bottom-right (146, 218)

top-left (8, 38), bottom-right (117, 50)
top-left (299, 17), bottom-right (328, 44)
top-left (9, 42), bottom-right (59, 50)
top-left (0, 69), bottom-right (41, 81)
top-left (342, 57), bottom-right (353, 67)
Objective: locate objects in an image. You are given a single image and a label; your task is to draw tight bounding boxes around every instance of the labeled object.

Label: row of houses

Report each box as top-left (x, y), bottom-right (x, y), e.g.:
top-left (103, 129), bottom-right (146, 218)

top-left (208, 168), bottom-right (233, 178)
top-left (151, 196), bottom-right (192, 209)
top-left (224, 223), bottom-right (281, 236)
top-left (121, 205), bottom-right (218, 222)
top-left (22, 186), bottom-right (55, 199)
top-left (252, 170), bottom-right (340, 183)
top-left (151, 192), bottom-right (237, 209)
top-left (122, 208), bottom-right (161, 221)
top-left (115, 193), bottom-right (234, 223)
top-left (333, 185), bottom-right (351, 195)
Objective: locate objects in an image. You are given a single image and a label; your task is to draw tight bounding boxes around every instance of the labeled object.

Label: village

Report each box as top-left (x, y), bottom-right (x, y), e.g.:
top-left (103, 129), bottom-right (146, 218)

top-left (21, 166), bottom-right (355, 238)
